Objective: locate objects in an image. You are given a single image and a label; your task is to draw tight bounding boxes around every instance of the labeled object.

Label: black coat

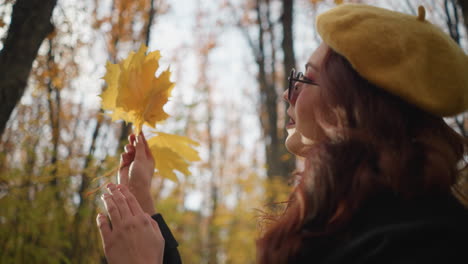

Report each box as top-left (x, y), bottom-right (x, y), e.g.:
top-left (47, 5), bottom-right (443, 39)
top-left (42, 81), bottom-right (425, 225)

top-left (156, 193), bottom-right (468, 264)
top-left (294, 193), bottom-right (468, 264)
top-left (152, 214), bottom-right (182, 264)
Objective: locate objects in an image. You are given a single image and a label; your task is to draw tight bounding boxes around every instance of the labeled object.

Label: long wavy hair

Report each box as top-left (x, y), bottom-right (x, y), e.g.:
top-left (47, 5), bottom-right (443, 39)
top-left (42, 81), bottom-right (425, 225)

top-left (256, 47), bottom-right (468, 264)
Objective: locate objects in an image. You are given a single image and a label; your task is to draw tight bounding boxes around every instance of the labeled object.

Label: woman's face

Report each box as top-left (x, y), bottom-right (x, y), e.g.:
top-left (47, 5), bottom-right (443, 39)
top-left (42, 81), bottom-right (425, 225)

top-left (284, 43), bottom-right (329, 156)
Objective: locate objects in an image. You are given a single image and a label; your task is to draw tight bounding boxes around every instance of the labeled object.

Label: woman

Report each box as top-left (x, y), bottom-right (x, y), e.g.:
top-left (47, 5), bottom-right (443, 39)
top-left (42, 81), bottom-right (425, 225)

top-left (97, 4), bottom-right (468, 264)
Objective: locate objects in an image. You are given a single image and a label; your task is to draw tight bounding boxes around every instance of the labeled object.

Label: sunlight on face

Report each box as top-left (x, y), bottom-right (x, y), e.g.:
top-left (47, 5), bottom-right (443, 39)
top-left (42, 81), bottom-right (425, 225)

top-left (285, 43), bottom-right (329, 157)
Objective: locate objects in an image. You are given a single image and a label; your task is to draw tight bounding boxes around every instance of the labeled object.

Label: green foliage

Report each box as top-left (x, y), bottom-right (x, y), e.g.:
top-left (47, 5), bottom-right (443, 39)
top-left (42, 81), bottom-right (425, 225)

top-left (0, 161), bottom-right (104, 263)
top-left (0, 121), bottom-right (115, 263)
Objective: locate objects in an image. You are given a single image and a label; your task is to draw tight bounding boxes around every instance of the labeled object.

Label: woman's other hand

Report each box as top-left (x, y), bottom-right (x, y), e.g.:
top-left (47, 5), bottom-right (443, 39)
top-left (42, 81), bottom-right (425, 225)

top-left (119, 133), bottom-right (156, 215)
top-left (97, 184), bottom-right (164, 264)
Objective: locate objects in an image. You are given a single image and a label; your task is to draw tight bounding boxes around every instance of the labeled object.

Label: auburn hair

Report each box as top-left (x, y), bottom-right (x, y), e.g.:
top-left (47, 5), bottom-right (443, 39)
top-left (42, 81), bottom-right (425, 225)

top-left (256, 47), bottom-right (468, 264)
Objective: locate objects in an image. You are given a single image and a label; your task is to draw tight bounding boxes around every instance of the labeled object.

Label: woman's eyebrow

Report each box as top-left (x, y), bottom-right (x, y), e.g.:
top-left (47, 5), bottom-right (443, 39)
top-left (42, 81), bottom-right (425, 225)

top-left (305, 62), bottom-right (319, 71)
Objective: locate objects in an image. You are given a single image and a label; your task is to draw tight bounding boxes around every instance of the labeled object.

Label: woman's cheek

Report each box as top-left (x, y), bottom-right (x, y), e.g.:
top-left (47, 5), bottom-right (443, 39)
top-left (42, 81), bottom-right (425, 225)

top-left (295, 94), bottom-right (316, 138)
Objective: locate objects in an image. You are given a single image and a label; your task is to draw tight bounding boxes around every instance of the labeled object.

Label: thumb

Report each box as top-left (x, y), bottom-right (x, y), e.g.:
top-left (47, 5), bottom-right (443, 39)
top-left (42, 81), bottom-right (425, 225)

top-left (118, 153), bottom-right (130, 185)
top-left (141, 132), bottom-right (153, 159)
top-left (118, 166), bottom-right (129, 185)
top-left (135, 133), bottom-right (147, 161)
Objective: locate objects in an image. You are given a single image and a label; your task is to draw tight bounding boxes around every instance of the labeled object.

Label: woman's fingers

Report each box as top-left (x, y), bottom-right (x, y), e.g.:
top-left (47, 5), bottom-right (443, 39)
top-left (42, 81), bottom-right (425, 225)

top-left (140, 133), bottom-right (153, 159)
top-left (128, 134), bottom-right (136, 145)
top-left (102, 193), bottom-right (121, 226)
top-left (108, 184), bottom-right (133, 219)
top-left (118, 165), bottom-right (129, 185)
top-left (96, 213), bottom-right (112, 246)
top-left (125, 143), bottom-right (135, 154)
top-left (121, 144), bottom-right (135, 168)
top-left (119, 140), bottom-right (136, 185)
top-left (135, 133), bottom-right (147, 160)
top-left (118, 152), bottom-right (132, 185)
top-left (129, 133), bottom-right (139, 158)
top-left (120, 152), bottom-right (132, 167)
top-left (119, 184), bottom-right (144, 216)
top-left (131, 132), bottom-right (153, 162)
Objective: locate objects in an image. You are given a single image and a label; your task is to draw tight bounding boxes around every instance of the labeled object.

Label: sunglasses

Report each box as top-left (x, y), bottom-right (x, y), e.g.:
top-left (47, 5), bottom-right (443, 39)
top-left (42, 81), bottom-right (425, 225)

top-left (288, 68), bottom-right (318, 101)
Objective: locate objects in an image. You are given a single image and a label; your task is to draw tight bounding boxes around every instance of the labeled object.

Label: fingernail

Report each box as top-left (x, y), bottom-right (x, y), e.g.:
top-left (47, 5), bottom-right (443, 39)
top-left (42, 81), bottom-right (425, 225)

top-left (107, 183), bottom-right (116, 190)
top-left (97, 213), bottom-right (106, 224)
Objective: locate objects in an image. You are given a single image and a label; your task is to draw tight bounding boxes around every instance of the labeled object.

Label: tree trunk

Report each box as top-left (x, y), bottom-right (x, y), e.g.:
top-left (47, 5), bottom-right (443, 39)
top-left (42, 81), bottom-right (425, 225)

top-left (197, 28), bottom-right (219, 264)
top-left (445, 0), bottom-right (468, 137)
top-left (250, 0), bottom-right (296, 180)
top-left (0, 0), bottom-right (57, 135)
top-left (279, 0), bottom-right (296, 177)
top-left (45, 38), bottom-right (62, 200)
top-left (445, 0), bottom-right (461, 44)
top-left (458, 0), bottom-right (468, 32)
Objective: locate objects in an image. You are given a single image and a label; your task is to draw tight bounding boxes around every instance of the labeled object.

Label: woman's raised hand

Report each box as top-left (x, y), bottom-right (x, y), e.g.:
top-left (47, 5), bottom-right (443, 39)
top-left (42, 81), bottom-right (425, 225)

top-left (119, 133), bottom-right (156, 215)
top-left (97, 183), bottom-right (164, 264)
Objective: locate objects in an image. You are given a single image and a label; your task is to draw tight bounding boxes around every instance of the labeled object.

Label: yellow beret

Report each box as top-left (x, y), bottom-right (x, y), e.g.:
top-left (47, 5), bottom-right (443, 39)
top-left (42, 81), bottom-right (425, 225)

top-left (316, 4), bottom-right (468, 117)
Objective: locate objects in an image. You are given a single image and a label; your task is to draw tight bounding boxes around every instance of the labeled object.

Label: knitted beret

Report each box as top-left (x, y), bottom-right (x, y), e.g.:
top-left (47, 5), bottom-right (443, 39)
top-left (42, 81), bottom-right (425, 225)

top-left (316, 4), bottom-right (468, 117)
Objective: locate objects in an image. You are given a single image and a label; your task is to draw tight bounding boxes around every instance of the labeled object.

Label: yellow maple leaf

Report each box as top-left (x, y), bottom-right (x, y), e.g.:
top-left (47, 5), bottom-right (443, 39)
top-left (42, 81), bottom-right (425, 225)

top-left (97, 45), bottom-right (200, 185)
top-left (100, 44), bottom-right (174, 134)
top-left (148, 132), bottom-right (201, 181)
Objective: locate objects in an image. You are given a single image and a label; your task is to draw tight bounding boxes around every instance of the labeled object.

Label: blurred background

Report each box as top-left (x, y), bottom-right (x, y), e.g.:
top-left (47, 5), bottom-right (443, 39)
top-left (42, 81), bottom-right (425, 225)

top-left (0, 0), bottom-right (467, 263)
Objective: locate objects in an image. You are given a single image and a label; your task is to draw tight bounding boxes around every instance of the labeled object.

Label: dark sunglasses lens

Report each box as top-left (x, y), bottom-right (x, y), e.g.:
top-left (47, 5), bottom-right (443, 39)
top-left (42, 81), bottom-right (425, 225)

top-left (288, 69), bottom-right (295, 100)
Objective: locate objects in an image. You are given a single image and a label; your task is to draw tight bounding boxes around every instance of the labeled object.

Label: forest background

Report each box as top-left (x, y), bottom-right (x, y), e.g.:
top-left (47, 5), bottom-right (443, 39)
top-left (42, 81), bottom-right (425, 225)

top-left (1, 0), bottom-right (467, 263)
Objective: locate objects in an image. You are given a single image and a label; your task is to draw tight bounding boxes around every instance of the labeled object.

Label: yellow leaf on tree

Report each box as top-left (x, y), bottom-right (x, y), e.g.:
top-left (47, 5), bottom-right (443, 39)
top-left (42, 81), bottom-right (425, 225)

top-left (100, 44), bottom-right (175, 134)
top-left (148, 132), bottom-right (201, 181)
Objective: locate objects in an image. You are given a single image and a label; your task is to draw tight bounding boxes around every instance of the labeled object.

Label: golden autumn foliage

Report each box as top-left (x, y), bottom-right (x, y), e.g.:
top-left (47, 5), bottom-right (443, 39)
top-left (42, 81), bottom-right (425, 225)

top-left (3, 1), bottom-right (466, 264)
top-left (100, 44), bottom-right (200, 181)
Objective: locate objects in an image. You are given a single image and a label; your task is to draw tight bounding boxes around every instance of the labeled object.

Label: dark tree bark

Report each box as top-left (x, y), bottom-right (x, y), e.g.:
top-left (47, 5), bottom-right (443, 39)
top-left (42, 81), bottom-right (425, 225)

top-left (458, 0), bottom-right (468, 32)
top-left (237, 0), bottom-right (296, 180)
top-left (445, 0), bottom-right (461, 44)
top-left (279, 0), bottom-right (296, 176)
top-left (445, 0), bottom-right (468, 137)
top-left (45, 39), bottom-right (62, 200)
top-left (0, 0), bottom-right (58, 135)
